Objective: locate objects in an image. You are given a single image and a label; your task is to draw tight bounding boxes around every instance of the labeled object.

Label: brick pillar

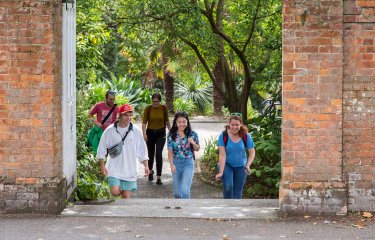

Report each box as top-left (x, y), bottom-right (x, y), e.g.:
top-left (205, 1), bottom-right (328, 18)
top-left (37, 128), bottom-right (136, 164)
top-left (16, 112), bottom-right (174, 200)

top-left (343, 0), bottom-right (375, 211)
top-left (0, 0), bottom-right (65, 214)
top-left (281, 0), bottom-right (347, 214)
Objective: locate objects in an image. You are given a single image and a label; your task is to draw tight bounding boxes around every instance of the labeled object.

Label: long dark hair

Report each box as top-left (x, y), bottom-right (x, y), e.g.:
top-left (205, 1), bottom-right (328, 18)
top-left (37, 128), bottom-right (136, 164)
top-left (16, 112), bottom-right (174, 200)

top-left (168, 112), bottom-right (192, 141)
top-left (225, 115), bottom-right (248, 138)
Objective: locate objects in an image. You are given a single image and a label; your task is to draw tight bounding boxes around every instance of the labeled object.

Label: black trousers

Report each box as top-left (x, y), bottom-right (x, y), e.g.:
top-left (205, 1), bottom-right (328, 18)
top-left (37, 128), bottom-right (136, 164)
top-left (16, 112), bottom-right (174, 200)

top-left (146, 128), bottom-right (166, 177)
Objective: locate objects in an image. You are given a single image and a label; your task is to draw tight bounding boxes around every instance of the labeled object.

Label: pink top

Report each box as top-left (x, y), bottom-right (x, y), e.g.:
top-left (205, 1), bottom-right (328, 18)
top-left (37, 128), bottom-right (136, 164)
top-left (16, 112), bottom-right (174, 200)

top-left (89, 102), bottom-right (119, 130)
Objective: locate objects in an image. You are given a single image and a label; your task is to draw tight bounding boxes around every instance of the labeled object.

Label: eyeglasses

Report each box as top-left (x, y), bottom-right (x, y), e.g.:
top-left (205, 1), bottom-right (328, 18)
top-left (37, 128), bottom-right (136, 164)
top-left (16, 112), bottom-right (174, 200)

top-left (152, 100), bottom-right (160, 103)
top-left (230, 112), bottom-right (242, 117)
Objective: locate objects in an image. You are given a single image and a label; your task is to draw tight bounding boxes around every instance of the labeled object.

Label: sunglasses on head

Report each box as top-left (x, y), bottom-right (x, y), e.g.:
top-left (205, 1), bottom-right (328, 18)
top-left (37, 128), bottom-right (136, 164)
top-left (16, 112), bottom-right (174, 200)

top-left (106, 90), bottom-right (116, 96)
top-left (230, 112), bottom-right (242, 117)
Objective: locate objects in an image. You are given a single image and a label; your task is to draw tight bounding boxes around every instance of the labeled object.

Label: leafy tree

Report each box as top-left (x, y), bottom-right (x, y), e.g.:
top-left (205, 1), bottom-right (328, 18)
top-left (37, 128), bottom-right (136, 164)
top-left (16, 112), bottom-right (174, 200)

top-left (114, 0), bottom-right (282, 118)
top-left (76, 0), bottom-right (113, 88)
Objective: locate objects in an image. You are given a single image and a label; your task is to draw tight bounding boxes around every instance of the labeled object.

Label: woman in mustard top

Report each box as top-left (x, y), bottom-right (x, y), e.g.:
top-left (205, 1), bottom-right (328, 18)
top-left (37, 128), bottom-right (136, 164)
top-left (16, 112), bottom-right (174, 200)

top-left (142, 93), bottom-right (171, 185)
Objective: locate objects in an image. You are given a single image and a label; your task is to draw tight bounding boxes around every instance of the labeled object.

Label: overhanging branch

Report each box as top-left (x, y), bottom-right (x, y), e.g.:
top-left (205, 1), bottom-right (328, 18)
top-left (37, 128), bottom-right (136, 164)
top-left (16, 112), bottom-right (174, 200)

top-left (178, 36), bottom-right (227, 100)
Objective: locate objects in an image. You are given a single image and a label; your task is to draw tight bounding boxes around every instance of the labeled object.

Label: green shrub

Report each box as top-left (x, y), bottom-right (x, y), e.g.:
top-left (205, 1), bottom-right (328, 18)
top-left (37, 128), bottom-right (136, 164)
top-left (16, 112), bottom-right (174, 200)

top-left (200, 136), bottom-right (220, 186)
top-left (73, 89), bottom-right (111, 201)
top-left (244, 114), bottom-right (281, 198)
top-left (173, 97), bottom-right (196, 115)
top-left (174, 74), bottom-right (212, 114)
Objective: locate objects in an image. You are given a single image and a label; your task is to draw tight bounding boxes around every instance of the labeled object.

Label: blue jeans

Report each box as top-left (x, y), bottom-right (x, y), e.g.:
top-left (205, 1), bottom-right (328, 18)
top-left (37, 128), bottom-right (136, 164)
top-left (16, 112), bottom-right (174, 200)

top-left (172, 157), bottom-right (194, 199)
top-left (222, 164), bottom-right (247, 199)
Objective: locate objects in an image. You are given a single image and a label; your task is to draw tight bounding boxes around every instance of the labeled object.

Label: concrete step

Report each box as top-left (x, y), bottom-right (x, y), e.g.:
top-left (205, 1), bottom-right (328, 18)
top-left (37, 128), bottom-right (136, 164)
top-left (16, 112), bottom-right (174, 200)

top-left (62, 198), bottom-right (279, 220)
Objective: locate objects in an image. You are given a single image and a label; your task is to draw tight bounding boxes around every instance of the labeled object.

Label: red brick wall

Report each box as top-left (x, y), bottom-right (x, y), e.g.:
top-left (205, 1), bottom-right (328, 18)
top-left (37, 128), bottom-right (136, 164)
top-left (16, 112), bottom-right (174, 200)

top-left (0, 0), bottom-right (64, 214)
top-left (343, 0), bottom-right (375, 211)
top-left (281, 0), bottom-right (347, 214)
top-left (282, 0), bottom-right (375, 214)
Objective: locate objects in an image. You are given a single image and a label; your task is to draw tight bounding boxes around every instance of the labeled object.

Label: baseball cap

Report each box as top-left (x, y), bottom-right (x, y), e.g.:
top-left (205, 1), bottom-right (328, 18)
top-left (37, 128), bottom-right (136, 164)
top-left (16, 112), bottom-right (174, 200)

top-left (118, 104), bottom-right (133, 114)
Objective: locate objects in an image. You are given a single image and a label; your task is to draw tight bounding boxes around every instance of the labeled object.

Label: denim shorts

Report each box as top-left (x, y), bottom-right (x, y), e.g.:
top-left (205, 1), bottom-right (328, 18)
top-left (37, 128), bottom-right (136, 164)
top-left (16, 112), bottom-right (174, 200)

top-left (108, 176), bottom-right (137, 191)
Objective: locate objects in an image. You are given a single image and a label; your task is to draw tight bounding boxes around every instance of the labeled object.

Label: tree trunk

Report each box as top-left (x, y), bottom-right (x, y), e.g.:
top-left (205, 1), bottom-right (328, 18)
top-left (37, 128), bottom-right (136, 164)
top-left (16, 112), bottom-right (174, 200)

top-left (163, 71), bottom-right (174, 113)
top-left (161, 46), bottom-right (175, 114)
top-left (213, 62), bottom-right (224, 115)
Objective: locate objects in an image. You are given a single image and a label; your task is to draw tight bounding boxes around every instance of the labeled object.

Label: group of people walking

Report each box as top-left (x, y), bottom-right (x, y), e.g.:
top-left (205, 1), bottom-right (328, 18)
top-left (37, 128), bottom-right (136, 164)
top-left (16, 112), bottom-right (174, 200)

top-left (89, 90), bottom-right (256, 200)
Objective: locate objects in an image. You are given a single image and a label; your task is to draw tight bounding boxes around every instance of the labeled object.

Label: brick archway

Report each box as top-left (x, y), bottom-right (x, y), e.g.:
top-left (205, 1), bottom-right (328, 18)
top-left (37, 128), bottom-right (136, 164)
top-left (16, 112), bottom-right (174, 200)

top-left (0, 0), bottom-right (374, 214)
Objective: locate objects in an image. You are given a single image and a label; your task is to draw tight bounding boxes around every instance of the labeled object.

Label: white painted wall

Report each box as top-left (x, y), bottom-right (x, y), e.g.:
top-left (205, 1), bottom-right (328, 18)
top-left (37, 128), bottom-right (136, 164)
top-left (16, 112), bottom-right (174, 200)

top-left (62, 1), bottom-right (77, 198)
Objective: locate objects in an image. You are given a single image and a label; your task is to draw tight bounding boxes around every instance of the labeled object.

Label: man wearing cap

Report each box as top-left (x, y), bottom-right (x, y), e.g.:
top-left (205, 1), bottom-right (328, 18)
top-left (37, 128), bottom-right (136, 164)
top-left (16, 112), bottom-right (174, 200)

top-left (97, 104), bottom-right (150, 198)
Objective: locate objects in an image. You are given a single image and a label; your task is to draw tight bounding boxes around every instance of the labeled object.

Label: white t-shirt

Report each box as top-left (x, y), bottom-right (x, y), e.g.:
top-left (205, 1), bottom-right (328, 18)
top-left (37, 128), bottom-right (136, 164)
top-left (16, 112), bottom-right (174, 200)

top-left (96, 122), bottom-right (148, 181)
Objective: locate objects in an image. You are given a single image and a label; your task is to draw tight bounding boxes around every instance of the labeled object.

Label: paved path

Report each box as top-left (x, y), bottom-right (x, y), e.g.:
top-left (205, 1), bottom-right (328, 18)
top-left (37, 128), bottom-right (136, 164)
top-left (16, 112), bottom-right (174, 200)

top-left (3, 213), bottom-right (375, 240)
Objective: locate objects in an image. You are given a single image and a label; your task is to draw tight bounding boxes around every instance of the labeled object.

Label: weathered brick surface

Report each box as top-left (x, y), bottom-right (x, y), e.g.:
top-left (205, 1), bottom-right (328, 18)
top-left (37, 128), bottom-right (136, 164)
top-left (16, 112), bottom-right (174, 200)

top-left (0, 176), bottom-right (66, 214)
top-left (282, 0), bottom-right (375, 214)
top-left (0, 0), bottom-right (64, 214)
top-left (281, 0), bottom-right (346, 214)
top-left (280, 182), bottom-right (347, 215)
top-left (343, 0), bottom-right (375, 211)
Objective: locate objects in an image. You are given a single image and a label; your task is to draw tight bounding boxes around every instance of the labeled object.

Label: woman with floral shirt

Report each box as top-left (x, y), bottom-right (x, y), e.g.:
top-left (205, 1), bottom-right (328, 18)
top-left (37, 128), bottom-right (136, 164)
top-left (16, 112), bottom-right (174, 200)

top-left (167, 112), bottom-right (200, 199)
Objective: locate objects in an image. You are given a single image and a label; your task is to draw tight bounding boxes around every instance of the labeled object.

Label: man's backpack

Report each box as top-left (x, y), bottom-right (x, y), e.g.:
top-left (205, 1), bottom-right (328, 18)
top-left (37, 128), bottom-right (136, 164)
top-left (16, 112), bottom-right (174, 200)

top-left (222, 130), bottom-right (248, 148)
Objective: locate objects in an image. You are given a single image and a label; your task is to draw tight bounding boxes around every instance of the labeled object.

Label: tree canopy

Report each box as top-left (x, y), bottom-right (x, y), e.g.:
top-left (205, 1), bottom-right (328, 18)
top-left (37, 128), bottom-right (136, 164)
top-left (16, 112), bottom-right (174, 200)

top-left (76, 0), bottom-right (282, 117)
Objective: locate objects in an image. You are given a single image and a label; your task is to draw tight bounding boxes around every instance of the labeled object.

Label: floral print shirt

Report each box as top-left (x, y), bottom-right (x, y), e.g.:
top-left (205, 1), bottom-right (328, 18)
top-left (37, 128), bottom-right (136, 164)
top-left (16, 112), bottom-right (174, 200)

top-left (167, 131), bottom-right (199, 159)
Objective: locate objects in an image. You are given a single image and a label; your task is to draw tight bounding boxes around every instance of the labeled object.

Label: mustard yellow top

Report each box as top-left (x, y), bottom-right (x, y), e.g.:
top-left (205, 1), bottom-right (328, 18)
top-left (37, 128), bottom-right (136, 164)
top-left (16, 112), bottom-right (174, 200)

top-left (142, 105), bottom-right (168, 130)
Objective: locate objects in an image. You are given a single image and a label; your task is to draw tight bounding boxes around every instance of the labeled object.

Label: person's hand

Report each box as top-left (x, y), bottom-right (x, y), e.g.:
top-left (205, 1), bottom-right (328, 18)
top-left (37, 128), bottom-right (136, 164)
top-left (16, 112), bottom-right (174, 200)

top-left (144, 166), bottom-right (150, 177)
top-left (143, 133), bottom-right (148, 141)
top-left (188, 137), bottom-right (198, 151)
top-left (215, 172), bottom-right (223, 181)
top-left (100, 165), bottom-right (108, 176)
top-left (245, 166), bottom-right (251, 175)
top-left (170, 164), bottom-right (176, 173)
